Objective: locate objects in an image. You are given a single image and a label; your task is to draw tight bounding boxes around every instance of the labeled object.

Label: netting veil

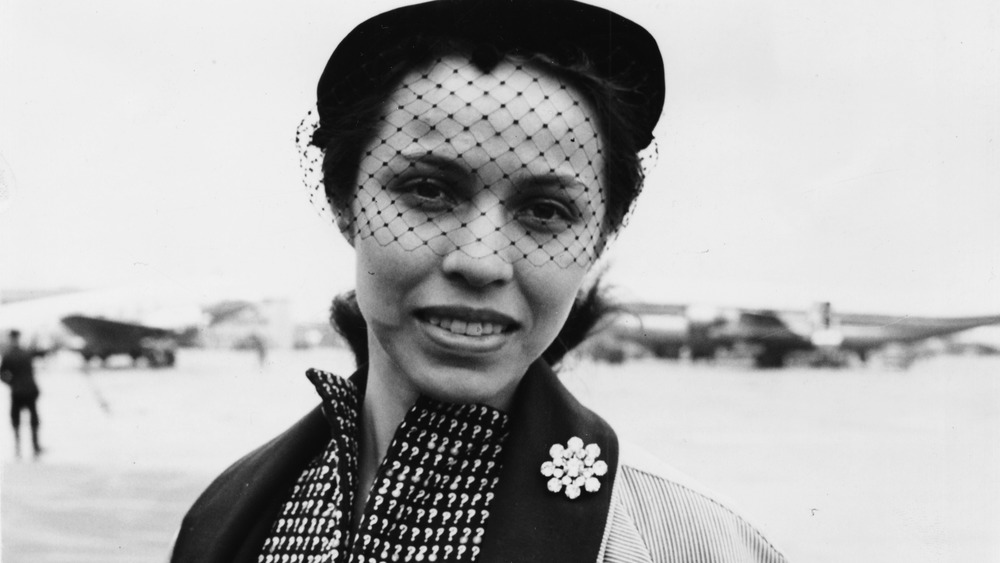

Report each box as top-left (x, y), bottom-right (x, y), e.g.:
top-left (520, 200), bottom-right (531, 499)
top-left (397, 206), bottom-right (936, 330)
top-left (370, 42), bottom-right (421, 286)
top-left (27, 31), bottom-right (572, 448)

top-left (297, 55), bottom-right (657, 269)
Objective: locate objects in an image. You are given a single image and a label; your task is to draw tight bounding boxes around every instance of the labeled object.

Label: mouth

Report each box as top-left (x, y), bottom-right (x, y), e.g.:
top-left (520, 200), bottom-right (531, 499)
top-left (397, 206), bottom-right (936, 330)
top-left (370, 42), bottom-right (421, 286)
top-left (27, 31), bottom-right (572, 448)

top-left (415, 306), bottom-right (519, 339)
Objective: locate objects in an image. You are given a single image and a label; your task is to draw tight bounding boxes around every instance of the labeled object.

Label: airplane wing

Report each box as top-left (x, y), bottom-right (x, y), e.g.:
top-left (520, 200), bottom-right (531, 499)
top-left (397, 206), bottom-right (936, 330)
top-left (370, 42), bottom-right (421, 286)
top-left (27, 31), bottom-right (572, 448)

top-left (60, 315), bottom-right (178, 367)
top-left (835, 313), bottom-right (1000, 354)
top-left (601, 301), bottom-right (1000, 369)
top-left (617, 302), bottom-right (689, 317)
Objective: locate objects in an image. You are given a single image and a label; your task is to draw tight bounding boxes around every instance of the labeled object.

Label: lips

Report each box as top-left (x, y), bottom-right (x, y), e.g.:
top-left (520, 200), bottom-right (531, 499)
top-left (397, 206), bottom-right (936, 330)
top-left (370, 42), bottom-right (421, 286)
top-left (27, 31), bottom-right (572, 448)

top-left (427, 316), bottom-right (507, 336)
top-left (416, 305), bottom-right (519, 338)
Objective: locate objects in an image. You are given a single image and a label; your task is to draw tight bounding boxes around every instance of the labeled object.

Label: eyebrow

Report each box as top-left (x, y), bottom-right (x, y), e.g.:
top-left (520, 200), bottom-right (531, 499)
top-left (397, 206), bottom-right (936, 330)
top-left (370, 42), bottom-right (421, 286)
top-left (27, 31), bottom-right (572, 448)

top-left (516, 174), bottom-right (588, 196)
top-left (397, 152), bottom-right (470, 177)
top-left (398, 151), bottom-right (588, 195)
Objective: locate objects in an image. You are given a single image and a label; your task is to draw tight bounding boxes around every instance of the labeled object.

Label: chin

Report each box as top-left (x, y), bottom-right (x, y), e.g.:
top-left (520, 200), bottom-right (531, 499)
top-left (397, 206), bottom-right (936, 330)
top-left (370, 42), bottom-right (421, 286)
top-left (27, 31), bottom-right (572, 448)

top-left (414, 366), bottom-right (519, 410)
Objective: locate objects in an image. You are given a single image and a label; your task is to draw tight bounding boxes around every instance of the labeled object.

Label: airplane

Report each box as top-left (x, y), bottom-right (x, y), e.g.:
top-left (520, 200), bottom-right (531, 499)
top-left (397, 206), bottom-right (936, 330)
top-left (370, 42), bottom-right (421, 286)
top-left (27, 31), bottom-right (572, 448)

top-left (59, 315), bottom-right (183, 367)
top-left (0, 281), bottom-right (262, 368)
top-left (596, 301), bottom-right (1000, 368)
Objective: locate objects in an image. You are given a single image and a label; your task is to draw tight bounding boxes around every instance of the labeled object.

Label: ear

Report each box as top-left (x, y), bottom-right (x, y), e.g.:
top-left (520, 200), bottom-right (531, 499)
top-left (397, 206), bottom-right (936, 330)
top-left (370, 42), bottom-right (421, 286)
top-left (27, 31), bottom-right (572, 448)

top-left (334, 209), bottom-right (356, 247)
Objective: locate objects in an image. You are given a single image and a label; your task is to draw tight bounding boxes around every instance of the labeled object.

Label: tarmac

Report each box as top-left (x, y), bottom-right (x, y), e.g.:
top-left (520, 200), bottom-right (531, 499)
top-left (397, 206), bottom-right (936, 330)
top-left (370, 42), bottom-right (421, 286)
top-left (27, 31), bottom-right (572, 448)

top-left (2, 349), bottom-right (998, 562)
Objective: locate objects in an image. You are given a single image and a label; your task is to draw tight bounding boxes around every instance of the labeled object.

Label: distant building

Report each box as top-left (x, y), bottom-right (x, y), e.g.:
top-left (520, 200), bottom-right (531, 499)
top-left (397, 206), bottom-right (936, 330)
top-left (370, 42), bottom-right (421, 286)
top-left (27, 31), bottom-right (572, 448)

top-left (200, 298), bottom-right (294, 350)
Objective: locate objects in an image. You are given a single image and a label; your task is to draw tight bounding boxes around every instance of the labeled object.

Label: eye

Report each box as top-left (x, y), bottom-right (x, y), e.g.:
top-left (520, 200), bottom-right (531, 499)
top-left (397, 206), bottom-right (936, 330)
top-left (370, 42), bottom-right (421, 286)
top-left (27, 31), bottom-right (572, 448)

top-left (412, 179), bottom-right (445, 199)
top-left (516, 199), bottom-right (579, 232)
top-left (397, 177), bottom-right (456, 211)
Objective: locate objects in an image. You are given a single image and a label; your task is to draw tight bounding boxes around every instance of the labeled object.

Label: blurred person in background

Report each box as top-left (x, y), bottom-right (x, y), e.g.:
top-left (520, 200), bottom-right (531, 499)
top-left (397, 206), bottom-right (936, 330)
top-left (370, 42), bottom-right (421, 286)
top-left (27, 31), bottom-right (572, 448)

top-left (1, 329), bottom-right (46, 458)
top-left (171, 1), bottom-right (789, 561)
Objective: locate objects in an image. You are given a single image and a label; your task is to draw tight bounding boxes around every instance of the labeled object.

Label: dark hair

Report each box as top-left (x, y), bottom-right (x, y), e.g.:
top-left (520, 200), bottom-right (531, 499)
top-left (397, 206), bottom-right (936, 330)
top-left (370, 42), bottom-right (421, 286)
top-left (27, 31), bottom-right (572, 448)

top-left (320, 39), bottom-right (643, 369)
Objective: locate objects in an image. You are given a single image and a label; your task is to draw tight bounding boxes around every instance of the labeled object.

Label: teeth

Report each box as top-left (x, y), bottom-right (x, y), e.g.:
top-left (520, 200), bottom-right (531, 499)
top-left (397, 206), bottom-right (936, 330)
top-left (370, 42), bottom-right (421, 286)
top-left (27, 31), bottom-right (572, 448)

top-left (426, 316), bottom-right (507, 336)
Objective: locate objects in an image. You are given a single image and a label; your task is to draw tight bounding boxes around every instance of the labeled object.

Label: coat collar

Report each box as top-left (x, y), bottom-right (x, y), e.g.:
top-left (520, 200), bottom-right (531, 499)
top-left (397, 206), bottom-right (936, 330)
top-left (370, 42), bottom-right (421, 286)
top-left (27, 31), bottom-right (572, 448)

top-left (342, 360), bottom-right (618, 562)
top-left (346, 360), bottom-right (620, 562)
top-left (479, 360), bottom-right (619, 563)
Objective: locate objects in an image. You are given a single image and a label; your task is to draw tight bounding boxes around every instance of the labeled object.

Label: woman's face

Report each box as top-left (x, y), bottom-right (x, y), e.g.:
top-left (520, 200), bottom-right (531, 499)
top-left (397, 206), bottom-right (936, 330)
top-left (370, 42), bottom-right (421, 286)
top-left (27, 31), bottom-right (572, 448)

top-left (351, 55), bottom-right (606, 409)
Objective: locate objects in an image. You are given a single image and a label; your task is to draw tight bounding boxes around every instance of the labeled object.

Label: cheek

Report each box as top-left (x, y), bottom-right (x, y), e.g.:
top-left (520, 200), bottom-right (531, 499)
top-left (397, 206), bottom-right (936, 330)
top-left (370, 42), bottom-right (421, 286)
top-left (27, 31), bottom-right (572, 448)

top-left (354, 239), bottom-right (431, 324)
top-left (521, 265), bottom-right (587, 339)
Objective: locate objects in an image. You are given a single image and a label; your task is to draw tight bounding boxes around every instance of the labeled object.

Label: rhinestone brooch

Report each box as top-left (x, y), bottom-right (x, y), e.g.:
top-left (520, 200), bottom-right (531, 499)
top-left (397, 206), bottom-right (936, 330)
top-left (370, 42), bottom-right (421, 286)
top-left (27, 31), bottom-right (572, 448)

top-left (540, 436), bottom-right (608, 500)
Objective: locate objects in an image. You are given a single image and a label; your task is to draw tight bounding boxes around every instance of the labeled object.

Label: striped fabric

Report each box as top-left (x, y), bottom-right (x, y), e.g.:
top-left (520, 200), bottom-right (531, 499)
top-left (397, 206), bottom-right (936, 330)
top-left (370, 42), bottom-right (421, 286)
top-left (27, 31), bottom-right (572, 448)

top-left (599, 446), bottom-right (788, 563)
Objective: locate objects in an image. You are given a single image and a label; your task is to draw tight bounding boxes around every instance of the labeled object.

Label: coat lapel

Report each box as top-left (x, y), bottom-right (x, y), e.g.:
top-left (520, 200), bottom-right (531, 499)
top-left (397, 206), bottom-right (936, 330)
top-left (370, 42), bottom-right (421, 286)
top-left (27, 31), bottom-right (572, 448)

top-left (479, 361), bottom-right (619, 563)
top-left (172, 406), bottom-right (331, 563)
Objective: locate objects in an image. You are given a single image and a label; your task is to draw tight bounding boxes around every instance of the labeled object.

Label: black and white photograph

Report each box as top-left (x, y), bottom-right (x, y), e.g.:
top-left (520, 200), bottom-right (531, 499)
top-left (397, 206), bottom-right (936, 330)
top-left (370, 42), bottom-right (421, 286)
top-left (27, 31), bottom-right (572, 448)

top-left (2, 0), bottom-right (998, 561)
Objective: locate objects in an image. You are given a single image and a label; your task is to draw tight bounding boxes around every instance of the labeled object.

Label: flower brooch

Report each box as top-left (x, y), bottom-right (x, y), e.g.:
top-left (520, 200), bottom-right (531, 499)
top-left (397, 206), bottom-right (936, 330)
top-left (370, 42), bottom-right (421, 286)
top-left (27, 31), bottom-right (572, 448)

top-left (540, 437), bottom-right (608, 500)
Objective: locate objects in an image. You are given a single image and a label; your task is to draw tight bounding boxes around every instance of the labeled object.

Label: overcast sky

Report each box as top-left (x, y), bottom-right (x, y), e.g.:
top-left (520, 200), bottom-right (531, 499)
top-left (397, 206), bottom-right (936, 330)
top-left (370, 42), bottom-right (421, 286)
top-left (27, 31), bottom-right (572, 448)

top-left (2, 0), bottom-right (998, 320)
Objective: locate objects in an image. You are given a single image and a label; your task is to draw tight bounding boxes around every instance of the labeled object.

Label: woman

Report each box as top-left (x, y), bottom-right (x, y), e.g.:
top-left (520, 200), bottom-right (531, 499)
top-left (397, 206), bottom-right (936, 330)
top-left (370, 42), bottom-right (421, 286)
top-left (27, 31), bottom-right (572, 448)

top-left (173, 1), bottom-right (788, 561)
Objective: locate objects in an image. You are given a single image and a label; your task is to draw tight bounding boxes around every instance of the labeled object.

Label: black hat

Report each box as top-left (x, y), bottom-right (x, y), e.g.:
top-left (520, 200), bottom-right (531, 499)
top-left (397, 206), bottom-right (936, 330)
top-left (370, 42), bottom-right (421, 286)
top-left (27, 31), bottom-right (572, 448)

top-left (314, 0), bottom-right (665, 150)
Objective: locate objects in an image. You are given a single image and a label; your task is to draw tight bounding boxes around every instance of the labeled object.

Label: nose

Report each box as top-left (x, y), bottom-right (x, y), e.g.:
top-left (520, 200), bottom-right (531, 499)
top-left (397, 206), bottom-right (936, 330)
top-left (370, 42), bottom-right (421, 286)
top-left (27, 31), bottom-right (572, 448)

top-left (441, 209), bottom-right (515, 288)
top-left (442, 249), bottom-right (514, 288)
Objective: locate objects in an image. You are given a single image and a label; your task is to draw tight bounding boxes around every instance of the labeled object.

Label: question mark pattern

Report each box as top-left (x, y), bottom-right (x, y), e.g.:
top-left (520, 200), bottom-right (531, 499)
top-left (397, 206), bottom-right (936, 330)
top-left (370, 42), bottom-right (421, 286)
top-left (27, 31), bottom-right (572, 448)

top-left (258, 369), bottom-right (509, 563)
top-left (259, 369), bottom-right (361, 562)
top-left (344, 394), bottom-right (509, 562)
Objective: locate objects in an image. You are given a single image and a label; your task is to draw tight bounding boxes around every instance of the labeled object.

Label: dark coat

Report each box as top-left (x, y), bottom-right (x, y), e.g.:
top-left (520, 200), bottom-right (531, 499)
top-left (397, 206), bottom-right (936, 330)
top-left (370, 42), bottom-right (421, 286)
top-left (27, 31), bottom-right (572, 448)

top-left (1, 346), bottom-right (41, 398)
top-left (172, 361), bottom-right (619, 563)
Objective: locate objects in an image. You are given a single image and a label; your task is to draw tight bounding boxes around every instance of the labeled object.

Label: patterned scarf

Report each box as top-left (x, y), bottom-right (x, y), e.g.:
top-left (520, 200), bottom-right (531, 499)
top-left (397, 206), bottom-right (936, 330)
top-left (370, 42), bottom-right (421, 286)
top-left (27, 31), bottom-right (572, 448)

top-left (259, 368), bottom-right (510, 563)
